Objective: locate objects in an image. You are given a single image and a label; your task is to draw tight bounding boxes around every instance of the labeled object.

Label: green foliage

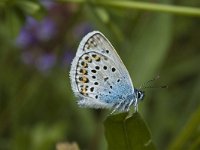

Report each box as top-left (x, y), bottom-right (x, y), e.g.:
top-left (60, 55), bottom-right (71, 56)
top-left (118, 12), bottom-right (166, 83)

top-left (0, 0), bottom-right (43, 37)
top-left (124, 12), bottom-right (172, 84)
top-left (104, 112), bottom-right (156, 150)
top-left (168, 106), bottom-right (200, 150)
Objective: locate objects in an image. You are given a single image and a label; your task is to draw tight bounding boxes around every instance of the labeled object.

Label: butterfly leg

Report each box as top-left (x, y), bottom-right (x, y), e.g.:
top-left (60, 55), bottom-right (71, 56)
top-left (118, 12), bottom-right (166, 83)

top-left (110, 100), bottom-right (125, 114)
top-left (122, 99), bottom-right (135, 112)
top-left (118, 100), bottom-right (129, 112)
top-left (134, 98), bottom-right (138, 112)
top-left (128, 99), bottom-right (134, 111)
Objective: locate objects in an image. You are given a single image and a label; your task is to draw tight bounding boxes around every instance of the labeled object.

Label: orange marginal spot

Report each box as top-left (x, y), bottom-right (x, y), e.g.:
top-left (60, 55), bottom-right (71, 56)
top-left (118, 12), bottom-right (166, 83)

top-left (80, 61), bottom-right (88, 68)
top-left (82, 69), bottom-right (87, 75)
top-left (80, 69), bottom-right (88, 75)
top-left (95, 56), bottom-right (100, 61)
top-left (81, 76), bottom-right (89, 83)
top-left (84, 44), bottom-right (90, 50)
top-left (80, 86), bottom-right (88, 96)
top-left (92, 54), bottom-right (101, 61)
top-left (84, 55), bottom-right (92, 63)
top-left (86, 58), bottom-right (92, 63)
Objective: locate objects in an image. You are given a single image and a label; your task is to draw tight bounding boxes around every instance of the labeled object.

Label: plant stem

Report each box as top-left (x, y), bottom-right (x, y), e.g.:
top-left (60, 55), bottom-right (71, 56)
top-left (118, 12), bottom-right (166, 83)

top-left (58, 0), bottom-right (200, 17)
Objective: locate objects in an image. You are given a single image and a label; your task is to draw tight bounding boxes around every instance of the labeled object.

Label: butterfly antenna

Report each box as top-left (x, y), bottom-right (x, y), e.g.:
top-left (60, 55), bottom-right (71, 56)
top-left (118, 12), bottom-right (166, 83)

top-left (141, 85), bottom-right (168, 89)
top-left (139, 75), bottom-right (160, 89)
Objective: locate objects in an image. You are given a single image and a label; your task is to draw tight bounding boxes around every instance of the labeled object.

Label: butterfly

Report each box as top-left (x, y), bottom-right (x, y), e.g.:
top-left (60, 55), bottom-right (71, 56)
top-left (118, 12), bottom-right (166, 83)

top-left (70, 31), bottom-right (144, 114)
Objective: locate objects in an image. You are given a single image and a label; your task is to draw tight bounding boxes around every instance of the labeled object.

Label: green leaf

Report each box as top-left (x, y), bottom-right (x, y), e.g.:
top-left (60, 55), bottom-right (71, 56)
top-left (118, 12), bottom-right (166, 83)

top-left (16, 1), bottom-right (40, 15)
top-left (104, 112), bottom-right (156, 150)
top-left (4, 8), bottom-right (22, 37)
top-left (168, 106), bottom-right (200, 150)
top-left (95, 7), bottom-right (110, 24)
top-left (124, 12), bottom-right (172, 85)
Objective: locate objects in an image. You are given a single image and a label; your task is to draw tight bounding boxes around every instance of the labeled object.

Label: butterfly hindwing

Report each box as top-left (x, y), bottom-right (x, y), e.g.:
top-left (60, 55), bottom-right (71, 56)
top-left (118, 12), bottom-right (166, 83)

top-left (70, 31), bottom-right (135, 110)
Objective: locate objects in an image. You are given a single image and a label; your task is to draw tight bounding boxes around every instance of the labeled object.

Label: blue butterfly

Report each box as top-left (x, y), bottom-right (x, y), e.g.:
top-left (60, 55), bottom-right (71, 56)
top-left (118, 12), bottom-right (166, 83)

top-left (70, 31), bottom-right (144, 114)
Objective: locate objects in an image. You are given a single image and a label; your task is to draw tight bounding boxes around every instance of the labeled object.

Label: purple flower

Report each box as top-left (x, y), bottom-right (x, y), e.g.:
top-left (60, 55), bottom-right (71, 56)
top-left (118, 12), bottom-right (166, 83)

top-left (16, 27), bottom-right (37, 48)
top-left (36, 53), bottom-right (56, 72)
top-left (16, 17), bottom-right (39, 48)
top-left (37, 17), bottom-right (57, 41)
top-left (40, 0), bottom-right (55, 10)
top-left (73, 22), bottom-right (93, 39)
top-left (63, 51), bottom-right (75, 66)
top-left (26, 17), bottom-right (39, 28)
top-left (16, 2), bottom-right (79, 74)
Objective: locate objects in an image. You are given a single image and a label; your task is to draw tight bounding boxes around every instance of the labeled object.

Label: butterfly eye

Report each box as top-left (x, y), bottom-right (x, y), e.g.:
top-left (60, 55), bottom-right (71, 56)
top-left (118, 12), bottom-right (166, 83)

top-left (137, 91), bottom-right (144, 100)
top-left (138, 92), bottom-right (141, 99)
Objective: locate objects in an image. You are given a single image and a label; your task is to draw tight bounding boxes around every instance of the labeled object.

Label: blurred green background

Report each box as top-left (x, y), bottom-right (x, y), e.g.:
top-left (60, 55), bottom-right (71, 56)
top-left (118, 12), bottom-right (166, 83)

top-left (0, 0), bottom-right (200, 150)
